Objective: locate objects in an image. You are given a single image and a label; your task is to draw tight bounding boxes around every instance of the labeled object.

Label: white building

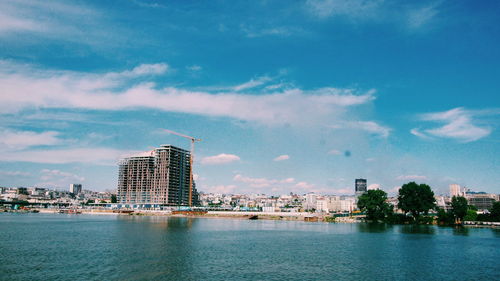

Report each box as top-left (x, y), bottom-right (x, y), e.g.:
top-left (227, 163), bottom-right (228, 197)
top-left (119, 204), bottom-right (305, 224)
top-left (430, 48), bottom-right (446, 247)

top-left (449, 184), bottom-right (463, 198)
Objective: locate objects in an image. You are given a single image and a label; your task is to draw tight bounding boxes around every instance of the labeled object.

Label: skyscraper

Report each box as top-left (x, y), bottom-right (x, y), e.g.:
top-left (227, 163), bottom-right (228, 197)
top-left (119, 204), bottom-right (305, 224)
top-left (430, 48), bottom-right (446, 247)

top-left (117, 145), bottom-right (199, 206)
top-left (449, 184), bottom-right (462, 197)
top-left (355, 179), bottom-right (367, 196)
top-left (69, 184), bottom-right (82, 195)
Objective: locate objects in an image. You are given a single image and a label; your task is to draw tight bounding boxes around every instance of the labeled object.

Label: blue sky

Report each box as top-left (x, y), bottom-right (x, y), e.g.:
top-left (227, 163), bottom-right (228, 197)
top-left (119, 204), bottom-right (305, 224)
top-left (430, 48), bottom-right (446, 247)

top-left (0, 0), bottom-right (499, 195)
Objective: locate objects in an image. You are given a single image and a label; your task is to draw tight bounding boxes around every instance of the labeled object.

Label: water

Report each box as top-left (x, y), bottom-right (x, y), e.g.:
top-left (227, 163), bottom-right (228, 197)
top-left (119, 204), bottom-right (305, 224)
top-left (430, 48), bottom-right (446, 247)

top-left (1, 213), bottom-right (499, 281)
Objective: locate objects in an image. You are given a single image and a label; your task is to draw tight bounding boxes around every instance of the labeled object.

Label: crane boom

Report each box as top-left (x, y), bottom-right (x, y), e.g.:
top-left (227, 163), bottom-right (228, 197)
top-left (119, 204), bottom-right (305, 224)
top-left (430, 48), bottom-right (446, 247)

top-left (163, 129), bottom-right (201, 207)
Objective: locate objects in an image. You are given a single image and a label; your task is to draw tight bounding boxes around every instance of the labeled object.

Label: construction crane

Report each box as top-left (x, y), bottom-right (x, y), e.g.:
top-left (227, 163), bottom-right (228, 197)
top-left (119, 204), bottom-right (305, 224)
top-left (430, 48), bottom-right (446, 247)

top-left (163, 129), bottom-right (201, 207)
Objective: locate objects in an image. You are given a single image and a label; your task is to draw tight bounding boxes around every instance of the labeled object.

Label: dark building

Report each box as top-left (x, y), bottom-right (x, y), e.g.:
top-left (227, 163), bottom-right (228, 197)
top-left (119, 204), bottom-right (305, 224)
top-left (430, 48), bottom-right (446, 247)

top-left (117, 145), bottom-right (199, 206)
top-left (355, 179), bottom-right (367, 195)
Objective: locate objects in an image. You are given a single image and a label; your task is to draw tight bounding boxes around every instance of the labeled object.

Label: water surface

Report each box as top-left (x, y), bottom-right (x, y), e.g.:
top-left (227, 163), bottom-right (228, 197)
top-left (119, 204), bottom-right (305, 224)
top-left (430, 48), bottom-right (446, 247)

top-left (1, 213), bottom-right (498, 281)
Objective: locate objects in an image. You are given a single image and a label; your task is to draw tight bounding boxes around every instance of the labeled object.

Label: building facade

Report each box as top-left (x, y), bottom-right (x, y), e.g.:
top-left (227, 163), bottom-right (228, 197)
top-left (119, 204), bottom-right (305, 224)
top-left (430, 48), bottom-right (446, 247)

top-left (355, 179), bottom-right (367, 196)
top-left (117, 145), bottom-right (199, 206)
top-left (449, 184), bottom-right (464, 198)
top-left (69, 184), bottom-right (82, 195)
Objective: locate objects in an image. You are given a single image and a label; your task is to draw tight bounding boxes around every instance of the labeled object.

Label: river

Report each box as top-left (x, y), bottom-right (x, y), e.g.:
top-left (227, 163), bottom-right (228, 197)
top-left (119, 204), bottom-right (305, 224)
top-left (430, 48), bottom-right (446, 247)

top-left (0, 213), bottom-right (498, 280)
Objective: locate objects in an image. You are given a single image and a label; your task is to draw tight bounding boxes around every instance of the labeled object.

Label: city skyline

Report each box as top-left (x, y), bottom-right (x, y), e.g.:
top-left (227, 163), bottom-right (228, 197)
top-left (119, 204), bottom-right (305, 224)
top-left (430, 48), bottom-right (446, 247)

top-left (0, 0), bottom-right (499, 196)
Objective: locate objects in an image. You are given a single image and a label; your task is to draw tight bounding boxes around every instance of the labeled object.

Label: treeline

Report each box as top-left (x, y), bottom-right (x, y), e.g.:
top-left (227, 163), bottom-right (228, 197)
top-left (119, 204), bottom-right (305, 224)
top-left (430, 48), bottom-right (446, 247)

top-left (357, 181), bottom-right (500, 225)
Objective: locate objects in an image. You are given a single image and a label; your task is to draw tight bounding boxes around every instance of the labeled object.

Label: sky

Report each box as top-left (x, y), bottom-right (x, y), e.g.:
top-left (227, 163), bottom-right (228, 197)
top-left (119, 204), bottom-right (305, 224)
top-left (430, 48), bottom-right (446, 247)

top-left (0, 0), bottom-right (499, 196)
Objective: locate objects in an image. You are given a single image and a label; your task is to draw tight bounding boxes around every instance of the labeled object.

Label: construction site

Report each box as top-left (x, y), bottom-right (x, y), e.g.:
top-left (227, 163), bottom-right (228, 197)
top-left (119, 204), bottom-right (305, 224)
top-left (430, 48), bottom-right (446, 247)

top-left (117, 130), bottom-right (201, 208)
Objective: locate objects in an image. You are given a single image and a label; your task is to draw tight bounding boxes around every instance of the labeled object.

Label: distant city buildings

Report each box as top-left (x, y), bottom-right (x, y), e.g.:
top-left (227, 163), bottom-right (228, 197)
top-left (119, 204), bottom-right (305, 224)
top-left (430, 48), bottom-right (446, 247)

top-left (69, 184), bottom-right (82, 195)
top-left (117, 144), bottom-right (199, 206)
top-left (355, 179), bottom-right (367, 196)
top-left (449, 184), bottom-right (464, 197)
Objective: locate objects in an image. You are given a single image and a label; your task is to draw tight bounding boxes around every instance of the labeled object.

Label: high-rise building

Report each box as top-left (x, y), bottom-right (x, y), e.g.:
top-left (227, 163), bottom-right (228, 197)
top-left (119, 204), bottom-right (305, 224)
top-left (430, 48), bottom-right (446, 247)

top-left (69, 184), bottom-right (82, 195)
top-left (449, 184), bottom-right (463, 198)
top-left (355, 179), bottom-right (367, 195)
top-left (117, 145), bottom-right (199, 206)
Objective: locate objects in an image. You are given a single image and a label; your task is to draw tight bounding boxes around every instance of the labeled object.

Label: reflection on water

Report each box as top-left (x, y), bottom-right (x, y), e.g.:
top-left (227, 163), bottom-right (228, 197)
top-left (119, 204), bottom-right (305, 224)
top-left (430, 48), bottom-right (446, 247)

top-left (400, 224), bottom-right (436, 235)
top-left (452, 226), bottom-right (470, 236)
top-left (357, 223), bottom-right (393, 233)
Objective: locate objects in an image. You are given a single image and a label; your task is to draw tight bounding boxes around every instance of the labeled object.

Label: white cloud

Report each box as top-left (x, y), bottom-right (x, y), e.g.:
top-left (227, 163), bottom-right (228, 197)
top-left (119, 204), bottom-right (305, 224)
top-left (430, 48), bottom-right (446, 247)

top-left (0, 147), bottom-right (132, 165)
top-left (0, 0), bottom-right (113, 46)
top-left (127, 63), bottom-right (169, 76)
top-left (306, 0), bottom-right (382, 20)
top-left (233, 174), bottom-right (295, 188)
top-left (331, 120), bottom-right (391, 138)
top-left (273, 155), bottom-right (290, 161)
top-left (412, 107), bottom-right (493, 142)
top-left (396, 175), bottom-right (428, 181)
top-left (368, 183), bottom-right (380, 190)
top-left (0, 61), bottom-right (375, 126)
top-left (328, 149), bottom-right (342, 155)
top-left (295, 181), bottom-right (315, 189)
top-left (204, 184), bottom-right (237, 194)
top-left (201, 154), bottom-right (241, 165)
top-left (233, 76), bottom-right (272, 91)
top-left (407, 3), bottom-right (439, 29)
top-left (241, 25), bottom-right (303, 38)
top-left (186, 65), bottom-right (202, 71)
top-left (305, 0), bottom-right (440, 29)
top-left (0, 170), bottom-right (31, 177)
top-left (38, 169), bottom-right (84, 188)
top-left (0, 129), bottom-right (62, 150)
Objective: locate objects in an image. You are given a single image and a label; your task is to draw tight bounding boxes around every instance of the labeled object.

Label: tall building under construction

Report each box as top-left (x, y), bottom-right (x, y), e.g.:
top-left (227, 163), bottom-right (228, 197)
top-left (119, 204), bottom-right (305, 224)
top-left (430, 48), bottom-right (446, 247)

top-left (117, 145), bottom-right (199, 206)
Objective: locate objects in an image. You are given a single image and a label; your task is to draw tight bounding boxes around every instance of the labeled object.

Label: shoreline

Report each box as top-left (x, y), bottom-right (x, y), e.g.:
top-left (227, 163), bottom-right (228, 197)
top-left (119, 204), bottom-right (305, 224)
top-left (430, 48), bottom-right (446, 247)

top-left (21, 209), bottom-right (500, 228)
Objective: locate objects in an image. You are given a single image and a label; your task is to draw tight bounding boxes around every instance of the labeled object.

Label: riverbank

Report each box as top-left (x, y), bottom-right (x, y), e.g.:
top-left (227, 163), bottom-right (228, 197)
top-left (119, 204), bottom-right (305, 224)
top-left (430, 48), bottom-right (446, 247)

top-left (36, 209), bottom-right (362, 223)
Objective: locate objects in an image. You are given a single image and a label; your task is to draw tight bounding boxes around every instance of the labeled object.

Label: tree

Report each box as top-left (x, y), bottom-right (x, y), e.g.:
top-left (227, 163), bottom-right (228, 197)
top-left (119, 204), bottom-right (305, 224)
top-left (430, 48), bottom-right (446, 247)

top-left (397, 182), bottom-right (436, 222)
top-left (111, 194), bottom-right (117, 203)
top-left (490, 201), bottom-right (500, 222)
top-left (436, 208), bottom-right (454, 225)
top-left (357, 189), bottom-right (392, 222)
top-left (463, 209), bottom-right (477, 221)
top-left (451, 196), bottom-right (468, 224)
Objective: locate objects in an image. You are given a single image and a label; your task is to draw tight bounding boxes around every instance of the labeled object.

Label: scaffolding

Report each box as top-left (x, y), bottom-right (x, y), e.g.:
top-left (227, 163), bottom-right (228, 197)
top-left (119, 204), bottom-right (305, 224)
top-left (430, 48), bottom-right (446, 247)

top-left (117, 145), bottom-right (199, 206)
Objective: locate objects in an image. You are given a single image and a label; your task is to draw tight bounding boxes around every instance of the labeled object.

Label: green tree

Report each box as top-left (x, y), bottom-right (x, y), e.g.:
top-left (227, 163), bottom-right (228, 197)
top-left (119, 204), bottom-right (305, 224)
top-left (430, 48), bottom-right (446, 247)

top-left (436, 208), bottom-right (454, 225)
top-left (451, 196), bottom-right (468, 224)
top-left (111, 194), bottom-right (117, 203)
top-left (357, 189), bottom-right (392, 222)
top-left (397, 182), bottom-right (436, 222)
top-left (490, 201), bottom-right (500, 222)
top-left (463, 209), bottom-right (477, 221)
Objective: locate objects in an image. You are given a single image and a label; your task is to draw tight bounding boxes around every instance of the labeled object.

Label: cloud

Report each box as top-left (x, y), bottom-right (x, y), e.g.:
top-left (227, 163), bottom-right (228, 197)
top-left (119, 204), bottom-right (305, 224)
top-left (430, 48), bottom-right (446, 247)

top-left (411, 107), bottom-right (493, 142)
top-left (368, 183), bottom-right (380, 190)
top-left (38, 169), bottom-right (84, 188)
top-left (328, 149), bottom-right (342, 155)
top-left (0, 61), bottom-right (375, 126)
top-left (233, 174), bottom-right (295, 188)
top-left (232, 76), bottom-right (272, 91)
top-left (0, 147), bottom-right (132, 165)
top-left (240, 25), bottom-right (303, 38)
top-left (396, 175), bottom-right (428, 181)
top-left (0, 171), bottom-right (31, 177)
top-left (330, 120), bottom-right (391, 138)
top-left (126, 63), bottom-right (169, 76)
top-left (0, 0), bottom-right (115, 46)
top-left (295, 181), bottom-right (315, 189)
top-left (305, 0), bottom-right (440, 29)
top-left (407, 3), bottom-right (439, 29)
top-left (201, 154), bottom-right (241, 165)
top-left (186, 65), bottom-right (202, 71)
top-left (306, 0), bottom-right (382, 20)
top-left (273, 155), bottom-right (290, 161)
top-left (204, 185), bottom-right (237, 194)
top-left (0, 129), bottom-right (62, 150)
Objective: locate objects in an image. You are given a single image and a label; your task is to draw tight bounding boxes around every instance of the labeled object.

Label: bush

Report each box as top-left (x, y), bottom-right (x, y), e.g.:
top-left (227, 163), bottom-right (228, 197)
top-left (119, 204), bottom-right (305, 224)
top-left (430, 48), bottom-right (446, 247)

top-left (463, 209), bottom-right (477, 221)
